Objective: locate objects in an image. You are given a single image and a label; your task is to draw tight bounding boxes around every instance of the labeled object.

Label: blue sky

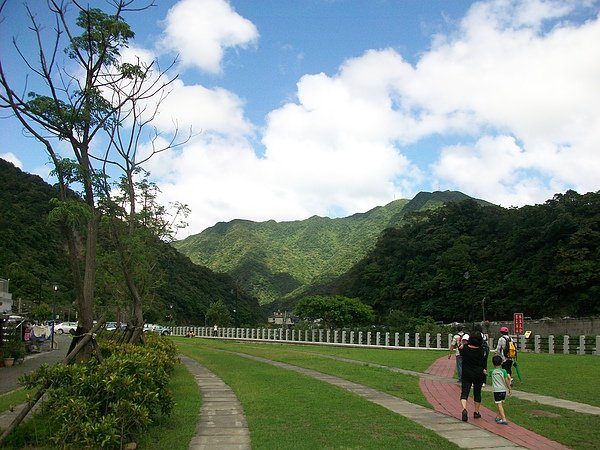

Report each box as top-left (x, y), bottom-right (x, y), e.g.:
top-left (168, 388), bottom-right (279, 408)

top-left (1, 0), bottom-right (599, 237)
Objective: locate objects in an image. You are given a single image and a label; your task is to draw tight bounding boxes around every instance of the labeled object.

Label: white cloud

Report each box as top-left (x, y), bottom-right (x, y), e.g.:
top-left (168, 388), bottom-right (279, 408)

top-left (160, 0), bottom-right (258, 74)
top-left (143, 0), bottom-right (600, 237)
top-left (408, 0), bottom-right (600, 204)
top-left (0, 153), bottom-right (22, 168)
top-left (153, 80), bottom-right (254, 137)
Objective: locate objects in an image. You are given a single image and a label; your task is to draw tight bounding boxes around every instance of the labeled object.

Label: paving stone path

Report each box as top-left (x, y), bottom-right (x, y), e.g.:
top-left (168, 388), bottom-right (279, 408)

top-left (180, 355), bottom-right (251, 450)
top-left (421, 356), bottom-right (571, 450)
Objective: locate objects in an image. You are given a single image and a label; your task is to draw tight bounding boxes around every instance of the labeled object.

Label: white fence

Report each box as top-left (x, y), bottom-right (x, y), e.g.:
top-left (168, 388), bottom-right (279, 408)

top-left (170, 326), bottom-right (600, 356)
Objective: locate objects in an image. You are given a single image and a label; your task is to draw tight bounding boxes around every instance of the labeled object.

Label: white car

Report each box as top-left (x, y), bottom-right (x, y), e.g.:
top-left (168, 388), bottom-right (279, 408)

top-left (54, 321), bottom-right (78, 334)
top-left (143, 323), bottom-right (171, 335)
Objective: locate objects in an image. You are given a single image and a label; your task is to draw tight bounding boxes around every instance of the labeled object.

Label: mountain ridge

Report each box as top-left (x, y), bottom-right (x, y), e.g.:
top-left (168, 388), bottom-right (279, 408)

top-left (174, 191), bottom-right (490, 305)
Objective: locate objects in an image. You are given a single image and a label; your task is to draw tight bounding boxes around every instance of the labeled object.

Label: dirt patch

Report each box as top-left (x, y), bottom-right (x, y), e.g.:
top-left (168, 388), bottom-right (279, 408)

top-left (527, 409), bottom-right (561, 418)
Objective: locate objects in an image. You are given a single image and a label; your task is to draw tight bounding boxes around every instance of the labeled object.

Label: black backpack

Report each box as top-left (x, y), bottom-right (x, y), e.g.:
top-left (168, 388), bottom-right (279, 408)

top-left (481, 335), bottom-right (489, 357)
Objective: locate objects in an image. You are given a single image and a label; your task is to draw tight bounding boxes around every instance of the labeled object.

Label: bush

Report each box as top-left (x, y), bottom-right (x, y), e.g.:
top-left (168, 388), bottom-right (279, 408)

top-left (19, 335), bottom-right (177, 449)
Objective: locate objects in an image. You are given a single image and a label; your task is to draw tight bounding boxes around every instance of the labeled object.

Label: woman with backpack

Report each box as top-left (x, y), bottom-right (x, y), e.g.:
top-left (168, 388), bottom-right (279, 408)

top-left (458, 331), bottom-right (487, 422)
top-left (495, 326), bottom-right (516, 383)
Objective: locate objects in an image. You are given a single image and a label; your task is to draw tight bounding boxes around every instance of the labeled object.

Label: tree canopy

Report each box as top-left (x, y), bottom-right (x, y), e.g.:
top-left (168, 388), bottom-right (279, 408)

top-left (294, 295), bottom-right (374, 329)
top-left (336, 192), bottom-right (600, 323)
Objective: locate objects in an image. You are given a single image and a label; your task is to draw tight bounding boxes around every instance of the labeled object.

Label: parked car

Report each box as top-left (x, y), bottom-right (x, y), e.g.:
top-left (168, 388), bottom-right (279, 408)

top-left (54, 321), bottom-right (78, 334)
top-left (143, 323), bottom-right (171, 335)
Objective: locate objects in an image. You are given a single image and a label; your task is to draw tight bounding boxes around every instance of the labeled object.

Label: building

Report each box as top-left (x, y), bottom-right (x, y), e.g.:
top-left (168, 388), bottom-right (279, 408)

top-left (0, 278), bottom-right (13, 314)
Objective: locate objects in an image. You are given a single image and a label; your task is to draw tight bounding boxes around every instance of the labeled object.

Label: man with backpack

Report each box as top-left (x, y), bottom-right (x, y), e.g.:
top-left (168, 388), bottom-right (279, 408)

top-left (495, 326), bottom-right (517, 384)
top-left (448, 325), bottom-right (466, 383)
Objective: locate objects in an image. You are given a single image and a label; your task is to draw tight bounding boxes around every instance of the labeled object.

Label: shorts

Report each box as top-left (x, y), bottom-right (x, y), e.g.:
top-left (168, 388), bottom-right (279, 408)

top-left (494, 391), bottom-right (507, 403)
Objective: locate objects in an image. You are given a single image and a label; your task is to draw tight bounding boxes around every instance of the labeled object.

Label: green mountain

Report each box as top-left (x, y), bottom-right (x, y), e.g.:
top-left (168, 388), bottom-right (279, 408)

top-left (333, 193), bottom-right (600, 322)
top-left (174, 191), bottom-right (487, 306)
top-left (0, 158), bottom-right (263, 325)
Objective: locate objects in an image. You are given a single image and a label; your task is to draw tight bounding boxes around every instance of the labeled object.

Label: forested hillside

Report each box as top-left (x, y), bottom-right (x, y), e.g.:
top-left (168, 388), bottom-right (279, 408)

top-left (331, 193), bottom-right (600, 323)
top-left (174, 191), bottom-right (486, 305)
top-left (0, 159), bottom-right (263, 325)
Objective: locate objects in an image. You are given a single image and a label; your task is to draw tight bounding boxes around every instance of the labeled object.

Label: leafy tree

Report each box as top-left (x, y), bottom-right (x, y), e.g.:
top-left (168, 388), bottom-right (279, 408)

top-left (31, 303), bottom-right (52, 322)
top-left (0, 1), bottom-right (182, 354)
top-left (205, 300), bottom-right (233, 328)
top-left (294, 295), bottom-right (374, 329)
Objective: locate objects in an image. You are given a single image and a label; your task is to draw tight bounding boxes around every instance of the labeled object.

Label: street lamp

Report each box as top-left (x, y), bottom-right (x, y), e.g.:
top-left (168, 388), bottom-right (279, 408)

top-left (52, 283), bottom-right (59, 350)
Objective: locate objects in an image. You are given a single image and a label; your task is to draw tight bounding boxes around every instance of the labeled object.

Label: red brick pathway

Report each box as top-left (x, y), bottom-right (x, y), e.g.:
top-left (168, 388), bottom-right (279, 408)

top-left (420, 355), bottom-right (571, 450)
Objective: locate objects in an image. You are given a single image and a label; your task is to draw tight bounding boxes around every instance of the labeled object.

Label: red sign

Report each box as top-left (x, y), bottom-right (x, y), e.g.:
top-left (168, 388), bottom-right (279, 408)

top-left (514, 312), bottom-right (524, 335)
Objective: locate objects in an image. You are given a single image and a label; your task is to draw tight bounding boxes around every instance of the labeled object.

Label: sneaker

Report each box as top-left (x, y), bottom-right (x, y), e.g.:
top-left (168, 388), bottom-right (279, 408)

top-left (462, 409), bottom-right (468, 422)
top-left (495, 417), bottom-right (501, 423)
top-left (473, 412), bottom-right (481, 419)
top-left (498, 420), bottom-right (509, 425)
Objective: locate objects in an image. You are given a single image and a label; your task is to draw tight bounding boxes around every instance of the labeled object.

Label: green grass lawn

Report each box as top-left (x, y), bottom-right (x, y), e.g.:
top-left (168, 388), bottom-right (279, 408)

top-left (0, 388), bottom-right (31, 414)
top-left (176, 339), bottom-right (460, 449)
top-left (175, 337), bottom-right (600, 450)
top-left (3, 337), bottom-right (599, 449)
top-left (136, 362), bottom-right (200, 450)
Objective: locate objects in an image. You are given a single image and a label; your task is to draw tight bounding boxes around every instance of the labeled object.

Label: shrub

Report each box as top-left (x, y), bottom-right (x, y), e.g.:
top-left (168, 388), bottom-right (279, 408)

top-left (19, 335), bottom-right (177, 449)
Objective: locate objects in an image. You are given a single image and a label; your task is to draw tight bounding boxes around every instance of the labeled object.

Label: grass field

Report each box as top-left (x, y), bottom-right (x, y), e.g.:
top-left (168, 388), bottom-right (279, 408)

top-left (2, 337), bottom-right (599, 449)
top-left (175, 337), bottom-right (600, 450)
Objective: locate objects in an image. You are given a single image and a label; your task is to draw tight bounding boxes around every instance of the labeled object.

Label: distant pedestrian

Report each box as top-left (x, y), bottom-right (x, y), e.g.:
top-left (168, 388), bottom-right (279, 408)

top-left (489, 355), bottom-right (512, 424)
top-left (448, 325), bottom-right (466, 383)
top-left (494, 326), bottom-right (516, 383)
top-left (213, 324), bottom-right (218, 336)
top-left (459, 331), bottom-right (487, 422)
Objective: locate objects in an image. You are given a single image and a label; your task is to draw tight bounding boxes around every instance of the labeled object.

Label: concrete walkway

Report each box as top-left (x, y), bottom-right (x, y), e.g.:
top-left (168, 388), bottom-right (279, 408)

top-left (180, 355), bottom-right (250, 450)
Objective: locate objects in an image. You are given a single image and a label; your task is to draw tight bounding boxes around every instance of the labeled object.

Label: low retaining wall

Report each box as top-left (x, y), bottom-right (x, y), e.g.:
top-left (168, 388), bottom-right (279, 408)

top-left (171, 326), bottom-right (600, 356)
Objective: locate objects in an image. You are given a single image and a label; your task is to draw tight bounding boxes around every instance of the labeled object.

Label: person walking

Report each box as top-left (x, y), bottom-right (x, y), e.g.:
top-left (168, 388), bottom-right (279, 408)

top-left (494, 326), bottom-right (516, 383)
top-left (489, 355), bottom-right (512, 425)
top-left (448, 325), bottom-right (466, 383)
top-left (459, 331), bottom-right (487, 422)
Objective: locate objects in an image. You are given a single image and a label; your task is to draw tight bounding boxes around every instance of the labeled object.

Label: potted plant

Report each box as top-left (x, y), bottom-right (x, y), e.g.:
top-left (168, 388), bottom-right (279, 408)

top-left (9, 340), bottom-right (26, 364)
top-left (2, 346), bottom-right (15, 367)
top-left (1, 340), bottom-right (25, 367)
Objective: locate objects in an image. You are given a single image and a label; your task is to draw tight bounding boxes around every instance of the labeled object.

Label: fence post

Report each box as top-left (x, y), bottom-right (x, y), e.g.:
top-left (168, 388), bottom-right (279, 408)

top-left (415, 333), bottom-right (420, 348)
top-left (596, 336), bottom-right (600, 356)
top-left (367, 331), bottom-right (372, 345)
top-left (564, 335), bottom-right (570, 354)
top-left (405, 333), bottom-right (410, 347)
top-left (425, 333), bottom-right (430, 348)
top-left (534, 335), bottom-right (540, 353)
top-left (376, 332), bottom-right (381, 346)
top-left (579, 335), bottom-right (586, 355)
top-left (358, 331), bottom-right (363, 345)
top-left (350, 331), bottom-right (354, 344)
top-left (385, 332), bottom-right (390, 346)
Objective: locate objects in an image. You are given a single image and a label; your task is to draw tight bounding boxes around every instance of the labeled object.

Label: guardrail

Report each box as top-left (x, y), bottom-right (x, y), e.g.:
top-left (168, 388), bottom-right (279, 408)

top-left (170, 326), bottom-right (600, 356)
